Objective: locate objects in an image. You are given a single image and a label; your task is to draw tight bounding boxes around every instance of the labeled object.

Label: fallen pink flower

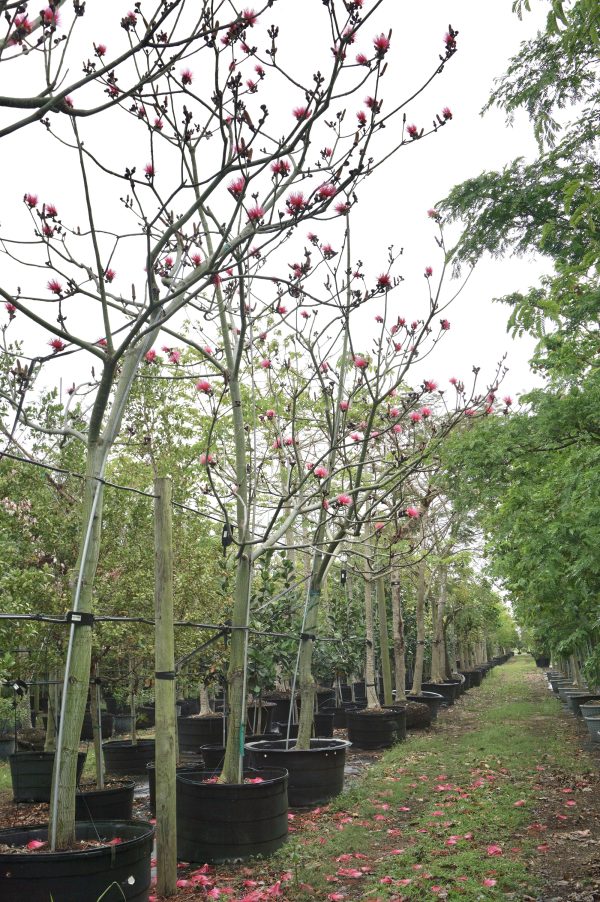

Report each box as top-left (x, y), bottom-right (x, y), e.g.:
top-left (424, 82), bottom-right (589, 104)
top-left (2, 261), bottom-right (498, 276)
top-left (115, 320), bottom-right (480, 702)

top-left (483, 878), bottom-right (497, 887)
top-left (486, 844), bottom-right (502, 856)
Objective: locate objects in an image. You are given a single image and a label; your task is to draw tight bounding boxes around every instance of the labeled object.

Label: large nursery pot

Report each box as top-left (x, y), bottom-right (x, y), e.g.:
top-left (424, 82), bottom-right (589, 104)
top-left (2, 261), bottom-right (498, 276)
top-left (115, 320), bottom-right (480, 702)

top-left (113, 714), bottom-right (135, 735)
top-left (9, 750), bottom-right (86, 803)
top-left (345, 708), bottom-right (403, 750)
top-left (421, 682), bottom-right (458, 706)
top-left (147, 763), bottom-right (205, 816)
top-left (176, 768), bottom-right (288, 863)
top-left (75, 779), bottom-right (135, 821)
top-left (446, 676), bottom-right (466, 696)
top-left (274, 712), bottom-right (335, 739)
top-left (406, 691), bottom-right (444, 721)
top-left (464, 670), bottom-right (483, 688)
top-left (137, 705), bottom-right (155, 729)
top-left (80, 711), bottom-right (115, 741)
top-left (261, 693), bottom-right (298, 725)
top-left (0, 819), bottom-right (154, 902)
top-left (582, 716), bottom-right (600, 743)
top-left (381, 705), bottom-right (408, 741)
top-left (557, 684), bottom-right (578, 703)
top-left (246, 701), bottom-right (277, 734)
top-left (103, 739), bottom-right (155, 776)
top-left (177, 714), bottom-right (224, 754)
top-left (570, 695), bottom-right (600, 717)
top-left (245, 738), bottom-right (350, 806)
top-left (199, 733), bottom-right (283, 771)
top-left (0, 735), bottom-right (16, 759)
top-left (457, 670), bottom-right (473, 690)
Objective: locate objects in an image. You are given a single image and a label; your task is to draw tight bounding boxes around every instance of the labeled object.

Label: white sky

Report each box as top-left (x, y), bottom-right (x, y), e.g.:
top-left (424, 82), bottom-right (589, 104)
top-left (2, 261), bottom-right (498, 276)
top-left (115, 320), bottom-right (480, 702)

top-left (1, 0), bottom-right (550, 403)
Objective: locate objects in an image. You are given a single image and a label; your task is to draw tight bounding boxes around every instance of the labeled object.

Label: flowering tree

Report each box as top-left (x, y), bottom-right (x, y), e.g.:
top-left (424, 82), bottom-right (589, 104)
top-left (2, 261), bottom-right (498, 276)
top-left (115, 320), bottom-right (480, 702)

top-left (0, 0), bottom-right (461, 844)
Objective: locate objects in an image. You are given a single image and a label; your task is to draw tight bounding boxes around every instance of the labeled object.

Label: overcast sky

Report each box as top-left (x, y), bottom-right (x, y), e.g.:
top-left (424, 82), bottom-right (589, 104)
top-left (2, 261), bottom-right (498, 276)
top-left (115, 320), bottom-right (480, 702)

top-left (2, 1), bottom-right (550, 404)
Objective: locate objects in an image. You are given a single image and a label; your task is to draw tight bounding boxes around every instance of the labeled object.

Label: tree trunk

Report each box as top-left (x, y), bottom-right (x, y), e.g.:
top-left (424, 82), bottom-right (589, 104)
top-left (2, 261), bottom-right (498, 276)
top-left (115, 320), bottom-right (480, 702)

top-left (430, 567), bottom-right (447, 682)
top-left (390, 568), bottom-right (406, 702)
top-left (377, 575), bottom-right (393, 706)
top-left (220, 551), bottom-right (252, 783)
top-left (154, 476), bottom-right (177, 896)
top-left (411, 559), bottom-right (428, 695)
top-left (44, 669), bottom-right (58, 753)
top-left (199, 682), bottom-right (212, 716)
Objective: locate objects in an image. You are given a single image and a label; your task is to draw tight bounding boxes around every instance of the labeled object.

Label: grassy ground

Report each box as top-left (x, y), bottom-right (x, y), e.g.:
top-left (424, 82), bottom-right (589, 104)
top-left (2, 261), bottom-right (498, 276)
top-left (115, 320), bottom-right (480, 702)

top-left (2, 658), bottom-right (598, 900)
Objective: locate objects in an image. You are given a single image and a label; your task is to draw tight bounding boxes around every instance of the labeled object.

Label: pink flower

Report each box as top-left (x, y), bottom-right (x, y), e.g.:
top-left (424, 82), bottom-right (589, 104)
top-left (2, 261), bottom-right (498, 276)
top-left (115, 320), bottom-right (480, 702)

top-left (283, 436), bottom-right (295, 446)
top-left (168, 350), bottom-right (181, 364)
top-left (357, 110), bottom-right (367, 126)
top-left (47, 278), bottom-right (62, 295)
top-left (43, 7), bottom-right (60, 25)
top-left (350, 432), bottom-right (362, 442)
top-left (449, 377), bottom-right (458, 386)
top-left (95, 43), bottom-right (107, 57)
top-left (5, 302), bottom-right (16, 316)
top-left (337, 493), bottom-right (352, 506)
top-left (334, 201), bottom-right (350, 215)
top-left (465, 408), bottom-right (476, 417)
top-left (25, 193), bottom-right (38, 208)
top-left (486, 844), bottom-right (503, 856)
top-left (181, 69), bottom-right (193, 85)
top-left (145, 350), bottom-right (157, 363)
top-left (375, 314), bottom-right (384, 323)
top-left (153, 117), bottom-right (164, 130)
top-left (428, 208), bottom-right (440, 219)
top-left (374, 522), bottom-right (385, 532)
top-left (406, 506), bottom-right (420, 519)
top-left (503, 395), bottom-right (513, 406)
top-left (271, 159), bottom-right (291, 176)
top-left (276, 304), bottom-right (287, 315)
top-left (314, 466), bottom-right (329, 479)
top-left (440, 319), bottom-right (450, 330)
top-left (104, 268), bottom-right (116, 283)
top-left (514, 800), bottom-right (526, 807)
top-left (260, 358), bottom-right (272, 369)
top-left (483, 878), bottom-right (497, 887)
top-left (407, 124), bottom-right (419, 139)
top-left (392, 424), bottom-right (402, 434)
top-left (322, 243), bottom-right (336, 259)
top-left (144, 163), bottom-right (154, 178)
top-left (424, 266), bottom-right (433, 277)
top-left (44, 203), bottom-right (58, 218)
top-left (247, 205), bottom-right (264, 222)
top-left (318, 183), bottom-right (337, 199)
top-left (356, 52), bottom-right (369, 65)
top-left (49, 338), bottom-right (66, 352)
top-left (97, 338), bottom-right (108, 347)
top-left (442, 106), bottom-right (452, 120)
top-left (410, 411), bottom-right (421, 423)
top-left (191, 253), bottom-right (202, 267)
top-left (12, 15), bottom-right (32, 40)
top-left (26, 839), bottom-right (46, 849)
top-left (228, 176), bottom-right (246, 197)
top-left (242, 8), bottom-right (258, 26)
top-left (196, 379), bottom-right (213, 394)
top-left (373, 33), bottom-right (390, 56)
top-left (293, 106), bottom-right (311, 121)
top-left (286, 192), bottom-right (306, 213)
top-left (122, 11), bottom-right (137, 29)
top-left (339, 400), bottom-right (349, 412)
top-left (377, 273), bottom-right (391, 290)
top-left (421, 406), bottom-right (432, 417)
top-left (354, 355), bottom-right (368, 369)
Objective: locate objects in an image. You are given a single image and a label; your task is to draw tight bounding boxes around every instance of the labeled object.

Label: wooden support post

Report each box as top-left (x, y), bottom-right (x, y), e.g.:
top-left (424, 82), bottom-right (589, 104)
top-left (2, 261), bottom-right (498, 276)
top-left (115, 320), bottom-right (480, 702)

top-left (154, 476), bottom-right (177, 896)
top-left (377, 576), bottom-right (393, 706)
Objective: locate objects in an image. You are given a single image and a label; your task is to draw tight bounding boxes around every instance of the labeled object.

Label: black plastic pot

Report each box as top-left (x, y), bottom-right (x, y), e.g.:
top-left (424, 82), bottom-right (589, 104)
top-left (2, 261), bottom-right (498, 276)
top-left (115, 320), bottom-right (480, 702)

top-left (346, 709), bottom-right (402, 749)
top-left (462, 670), bottom-right (483, 688)
top-left (147, 763), bottom-right (205, 816)
top-left (137, 705), bottom-right (155, 729)
top-left (570, 695), bottom-right (600, 717)
top-left (421, 682), bottom-right (458, 706)
top-left (458, 671), bottom-right (473, 690)
top-left (261, 694), bottom-right (297, 724)
top-left (0, 819), bottom-right (154, 902)
top-left (0, 736), bottom-right (15, 760)
top-left (9, 751), bottom-right (86, 803)
top-left (274, 712), bottom-right (335, 739)
top-left (245, 738), bottom-right (349, 807)
top-left (176, 768), bottom-right (288, 863)
top-left (381, 705), bottom-right (408, 741)
top-left (177, 715), bottom-right (225, 754)
top-left (113, 714), bottom-right (135, 735)
top-left (352, 681), bottom-right (366, 702)
top-left (80, 711), bottom-right (115, 741)
top-left (103, 740), bottom-right (155, 776)
top-left (246, 702), bottom-right (277, 734)
top-left (406, 692), bottom-right (444, 722)
top-left (75, 779), bottom-right (135, 821)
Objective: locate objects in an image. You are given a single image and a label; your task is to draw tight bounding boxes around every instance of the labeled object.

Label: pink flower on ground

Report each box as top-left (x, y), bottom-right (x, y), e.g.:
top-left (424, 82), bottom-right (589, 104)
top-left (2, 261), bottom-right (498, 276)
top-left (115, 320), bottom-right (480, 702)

top-left (337, 494), bottom-right (352, 506)
top-left (49, 338), bottom-right (66, 352)
top-left (196, 379), bottom-right (213, 394)
top-left (47, 279), bottom-right (62, 295)
top-left (104, 268), bottom-right (116, 282)
top-left (406, 506), bottom-right (419, 519)
top-left (181, 69), bottom-right (193, 85)
top-left (247, 205), bottom-right (264, 222)
top-left (314, 466), bottom-right (329, 479)
top-left (26, 839), bottom-right (46, 849)
top-left (424, 266), bottom-right (433, 277)
top-left (483, 878), bottom-right (497, 887)
top-left (486, 844), bottom-right (502, 856)
top-left (293, 106), bottom-right (311, 121)
top-left (373, 33), bottom-right (390, 56)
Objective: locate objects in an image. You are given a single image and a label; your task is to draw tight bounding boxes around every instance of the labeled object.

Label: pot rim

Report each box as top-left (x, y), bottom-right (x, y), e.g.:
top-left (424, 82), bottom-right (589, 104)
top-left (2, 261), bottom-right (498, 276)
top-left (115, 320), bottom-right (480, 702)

top-left (245, 737), bottom-right (351, 753)
top-left (0, 818), bottom-right (154, 859)
top-left (176, 766), bottom-right (289, 787)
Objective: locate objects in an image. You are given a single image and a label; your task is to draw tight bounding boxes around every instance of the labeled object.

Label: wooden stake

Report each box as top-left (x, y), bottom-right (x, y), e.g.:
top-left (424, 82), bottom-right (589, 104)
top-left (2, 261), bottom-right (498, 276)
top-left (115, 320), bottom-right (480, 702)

top-left (154, 476), bottom-right (177, 896)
